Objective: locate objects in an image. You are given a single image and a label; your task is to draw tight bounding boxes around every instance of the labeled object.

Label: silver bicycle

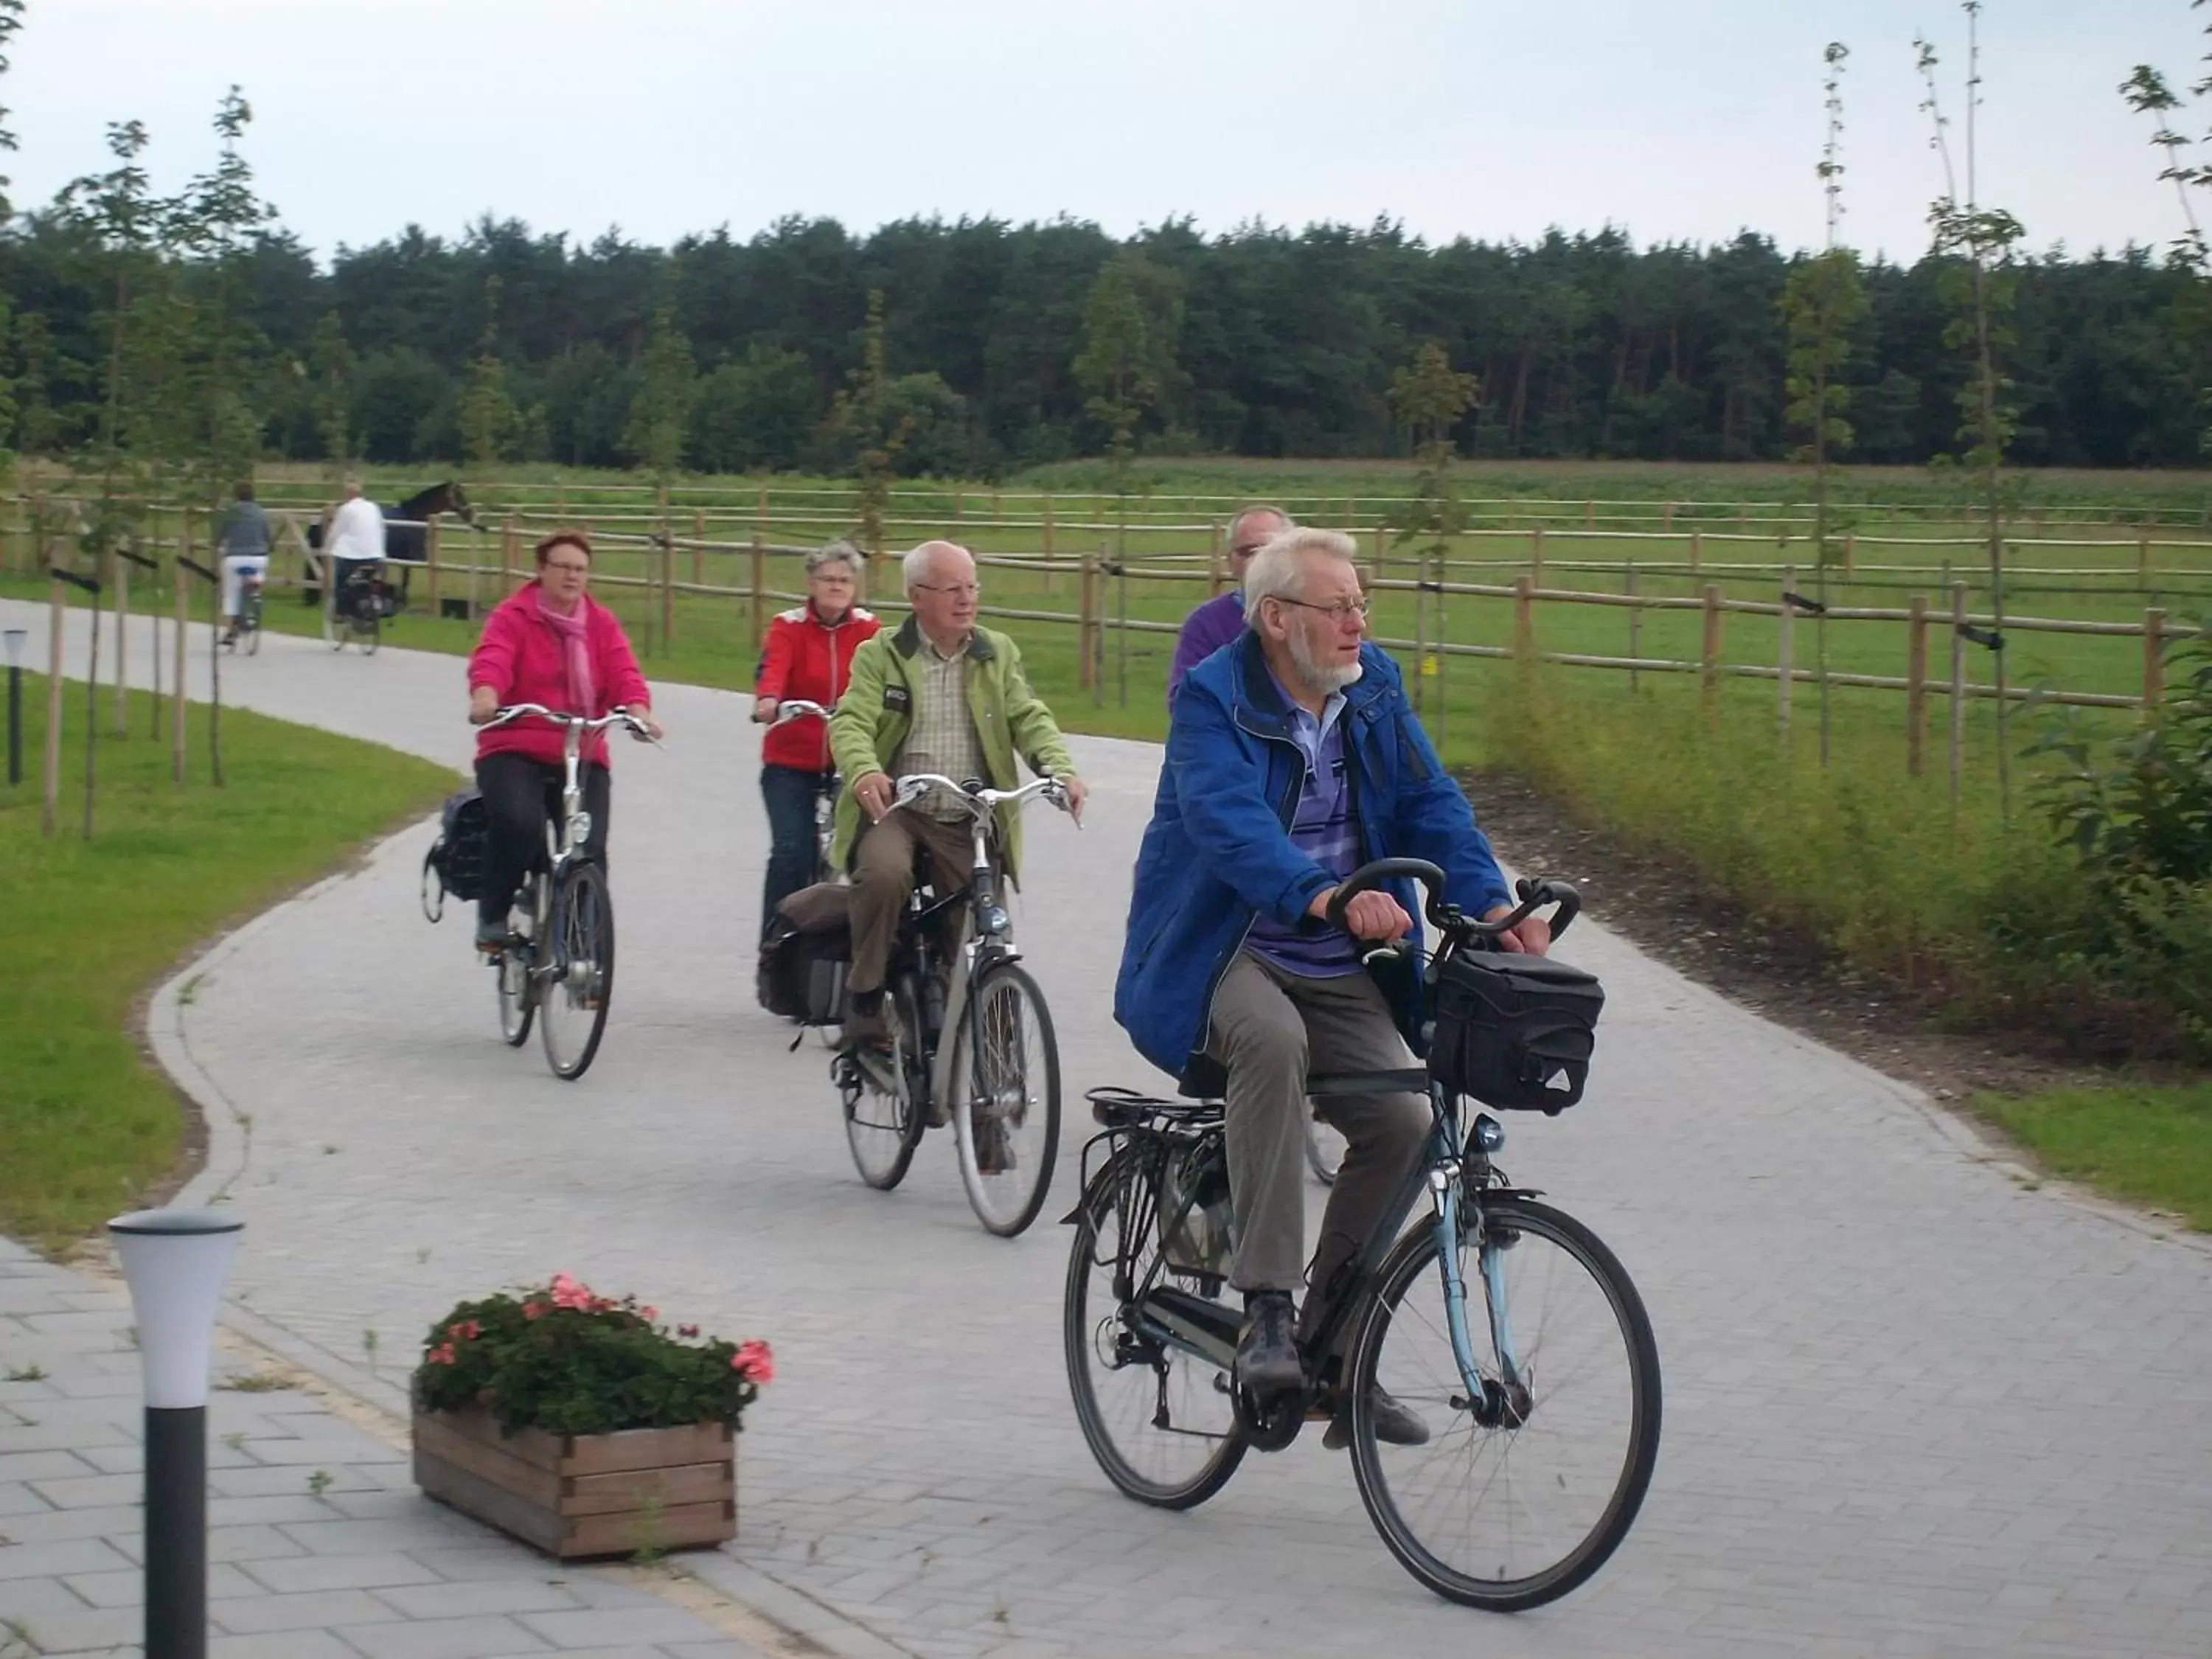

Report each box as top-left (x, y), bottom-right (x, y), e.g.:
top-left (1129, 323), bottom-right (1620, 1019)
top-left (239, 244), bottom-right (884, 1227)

top-left (480, 703), bottom-right (658, 1081)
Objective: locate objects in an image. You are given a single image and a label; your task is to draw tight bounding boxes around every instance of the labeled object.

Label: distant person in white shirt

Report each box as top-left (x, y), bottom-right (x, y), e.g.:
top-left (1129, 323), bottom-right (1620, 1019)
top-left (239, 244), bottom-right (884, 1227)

top-left (325, 479), bottom-right (386, 622)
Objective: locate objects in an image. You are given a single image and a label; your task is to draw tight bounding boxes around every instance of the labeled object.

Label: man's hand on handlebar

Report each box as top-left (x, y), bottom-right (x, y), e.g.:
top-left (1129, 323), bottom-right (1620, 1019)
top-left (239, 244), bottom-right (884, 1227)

top-left (1057, 773), bottom-right (1088, 825)
top-left (1483, 903), bottom-right (1551, 956)
top-left (1310, 885), bottom-right (1413, 943)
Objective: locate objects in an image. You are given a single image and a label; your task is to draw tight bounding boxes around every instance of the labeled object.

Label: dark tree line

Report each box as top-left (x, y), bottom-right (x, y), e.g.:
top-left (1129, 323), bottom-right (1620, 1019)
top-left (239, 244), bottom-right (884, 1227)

top-left (3, 209), bottom-right (2206, 479)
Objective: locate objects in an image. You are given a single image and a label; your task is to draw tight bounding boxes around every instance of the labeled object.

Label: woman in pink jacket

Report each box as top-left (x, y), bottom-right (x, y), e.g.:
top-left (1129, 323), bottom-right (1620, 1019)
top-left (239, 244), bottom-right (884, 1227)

top-left (465, 530), bottom-right (661, 949)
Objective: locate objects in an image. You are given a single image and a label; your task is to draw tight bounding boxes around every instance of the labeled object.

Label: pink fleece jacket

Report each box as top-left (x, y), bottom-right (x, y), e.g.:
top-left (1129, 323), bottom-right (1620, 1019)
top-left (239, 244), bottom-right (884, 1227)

top-left (468, 582), bottom-right (651, 769)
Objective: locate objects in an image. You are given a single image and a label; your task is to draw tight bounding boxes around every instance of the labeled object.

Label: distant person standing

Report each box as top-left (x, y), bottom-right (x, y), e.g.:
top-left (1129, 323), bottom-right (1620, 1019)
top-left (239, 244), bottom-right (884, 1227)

top-left (1165, 504), bottom-right (1291, 703)
top-left (324, 478), bottom-right (387, 621)
top-left (216, 481), bottom-right (274, 644)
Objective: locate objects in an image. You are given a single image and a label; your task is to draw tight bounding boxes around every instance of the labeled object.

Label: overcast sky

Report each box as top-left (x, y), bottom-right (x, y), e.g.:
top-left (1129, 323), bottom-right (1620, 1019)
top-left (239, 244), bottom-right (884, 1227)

top-left (8, 0), bottom-right (2205, 268)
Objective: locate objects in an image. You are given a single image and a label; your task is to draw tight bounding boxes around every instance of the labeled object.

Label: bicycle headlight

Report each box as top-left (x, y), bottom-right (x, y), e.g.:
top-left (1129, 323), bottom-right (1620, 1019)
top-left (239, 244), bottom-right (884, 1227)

top-left (981, 904), bottom-right (1011, 937)
top-left (569, 810), bottom-right (594, 847)
top-left (1472, 1113), bottom-right (1505, 1154)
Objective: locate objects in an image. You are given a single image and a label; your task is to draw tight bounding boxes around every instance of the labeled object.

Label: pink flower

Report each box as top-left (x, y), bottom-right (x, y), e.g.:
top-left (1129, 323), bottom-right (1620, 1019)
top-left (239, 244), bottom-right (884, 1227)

top-left (640, 1307), bottom-right (658, 1322)
top-left (549, 1273), bottom-right (594, 1312)
top-left (448, 1320), bottom-right (481, 1342)
top-left (731, 1340), bottom-right (776, 1385)
top-left (427, 1343), bottom-right (456, 1366)
top-left (523, 1301), bottom-right (547, 1321)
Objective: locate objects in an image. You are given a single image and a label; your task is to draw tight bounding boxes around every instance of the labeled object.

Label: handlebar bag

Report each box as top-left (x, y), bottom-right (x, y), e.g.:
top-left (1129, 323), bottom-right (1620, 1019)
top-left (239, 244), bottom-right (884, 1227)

top-left (758, 881), bottom-right (852, 1025)
top-left (1428, 953), bottom-right (1604, 1112)
top-left (422, 788), bottom-right (490, 908)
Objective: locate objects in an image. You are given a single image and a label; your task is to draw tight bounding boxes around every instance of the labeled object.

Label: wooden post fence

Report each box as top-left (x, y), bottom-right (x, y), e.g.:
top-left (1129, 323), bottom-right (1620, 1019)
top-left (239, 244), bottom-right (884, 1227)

top-left (1208, 519), bottom-right (1225, 598)
top-left (425, 513), bottom-right (442, 613)
top-left (1843, 532), bottom-right (1857, 577)
top-left (1369, 522), bottom-right (1385, 588)
top-left (1513, 574), bottom-right (1535, 658)
top-left (1625, 563), bottom-right (1641, 694)
top-left (1700, 584), bottom-right (1722, 721)
top-left (1948, 581), bottom-right (1968, 819)
top-left (1043, 495), bottom-right (1057, 562)
top-left (1079, 552), bottom-right (1098, 694)
top-left (1690, 529), bottom-right (1703, 577)
top-left (1777, 566), bottom-right (1795, 739)
top-left (2143, 607), bottom-right (2166, 716)
top-left (42, 573), bottom-right (63, 836)
top-left (1530, 524), bottom-right (1545, 588)
top-left (692, 508), bottom-right (706, 588)
top-left (750, 532), bottom-right (768, 654)
top-left (503, 514), bottom-right (518, 584)
top-left (111, 551), bottom-right (130, 737)
top-left (1906, 595), bottom-right (1930, 777)
top-left (2138, 534), bottom-right (2153, 587)
top-left (172, 540), bottom-right (189, 785)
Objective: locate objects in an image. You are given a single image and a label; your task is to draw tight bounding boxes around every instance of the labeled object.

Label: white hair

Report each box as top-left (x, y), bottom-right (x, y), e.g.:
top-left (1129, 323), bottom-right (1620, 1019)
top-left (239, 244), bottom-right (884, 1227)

top-left (805, 540), bottom-right (863, 577)
top-left (902, 540), bottom-right (971, 589)
top-left (1225, 504), bottom-right (1292, 552)
top-left (1243, 526), bottom-right (1358, 620)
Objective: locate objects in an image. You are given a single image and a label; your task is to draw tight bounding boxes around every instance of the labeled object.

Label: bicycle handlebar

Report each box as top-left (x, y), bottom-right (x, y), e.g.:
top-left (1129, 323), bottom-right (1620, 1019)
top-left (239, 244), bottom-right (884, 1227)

top-left (891, 772), bottom-right (1073, 817)
top-left (1322, 858), bottom-right (1580, 945)
top-left (484, 703), bottom-right (656, 742)
top-left (769, 699), bottom-right (831, 726)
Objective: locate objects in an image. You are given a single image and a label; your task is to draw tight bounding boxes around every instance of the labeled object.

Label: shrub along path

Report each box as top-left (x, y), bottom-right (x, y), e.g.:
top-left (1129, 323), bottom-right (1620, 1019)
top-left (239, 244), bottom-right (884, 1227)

top-left (8, 596), bottom-right (2212, 1657)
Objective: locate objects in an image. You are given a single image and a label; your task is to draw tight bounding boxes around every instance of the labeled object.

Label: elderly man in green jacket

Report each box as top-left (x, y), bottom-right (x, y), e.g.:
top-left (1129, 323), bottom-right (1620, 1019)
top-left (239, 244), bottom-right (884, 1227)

top-left (829, 540), bottom-right (1088, 1046)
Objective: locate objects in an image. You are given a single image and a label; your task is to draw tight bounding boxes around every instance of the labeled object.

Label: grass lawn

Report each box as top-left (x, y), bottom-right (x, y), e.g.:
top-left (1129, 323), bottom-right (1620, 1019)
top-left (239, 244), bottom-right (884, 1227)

top-left (2, 676), bottom-right (454, 1250)
top-left (1972, 1084), bottom-right (2212, 1231)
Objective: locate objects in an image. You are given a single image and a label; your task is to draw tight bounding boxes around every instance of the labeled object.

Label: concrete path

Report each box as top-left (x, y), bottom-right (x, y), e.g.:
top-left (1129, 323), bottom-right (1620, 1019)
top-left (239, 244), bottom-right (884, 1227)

top-left (7, 596), bottom-right (2212, 1659)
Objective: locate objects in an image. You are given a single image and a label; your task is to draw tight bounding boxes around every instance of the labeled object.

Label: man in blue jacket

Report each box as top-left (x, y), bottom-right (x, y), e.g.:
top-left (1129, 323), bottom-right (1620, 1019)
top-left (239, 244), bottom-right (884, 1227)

top-left (1115, 526), bottom-right (1550, 1444)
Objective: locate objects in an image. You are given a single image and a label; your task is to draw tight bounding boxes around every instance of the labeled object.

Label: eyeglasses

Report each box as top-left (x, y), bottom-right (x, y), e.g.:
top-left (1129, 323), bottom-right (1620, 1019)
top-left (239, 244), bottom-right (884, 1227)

top-left (913, 581), bottom-right (981, 598)
top-left (543, 560), bottom-right (591, 576)
top-left (1230, 544), bottom-right (1271, 560)
top-left (1270, 595), bottom-right (1371, 623)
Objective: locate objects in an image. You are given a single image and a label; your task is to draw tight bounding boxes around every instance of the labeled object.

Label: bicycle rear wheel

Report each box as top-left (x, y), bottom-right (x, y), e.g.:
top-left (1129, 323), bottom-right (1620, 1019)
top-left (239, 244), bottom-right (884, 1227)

top-left (949, 962), bottom-right (1061, 1237)
top-left (1064, 1152), bottom-right (1247, 1509)
top-left (844, 980), bottom-right (925, 1189)
top-left (539, 863), bottom-right (614, 1080)
top-left (1346, 1195), bottom-right (1660, 1612)
top-left (361, 613), bottom-right (380, 655)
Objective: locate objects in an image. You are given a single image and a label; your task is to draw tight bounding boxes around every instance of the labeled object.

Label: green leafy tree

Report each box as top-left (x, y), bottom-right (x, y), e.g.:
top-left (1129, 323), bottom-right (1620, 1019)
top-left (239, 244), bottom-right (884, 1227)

top-left (459, 276), bottom-right (520, 466)
top-left (689, 344), bottom-right (818, 473)
top-left (1388, 341), bottom-right (1478, 717)
top-left (308, 309), bottom-right (355, 471)
top-left (1071, 251), bottom-right (1185, 526)
top-left (173, 86), bottom-right (275, 509)
top-left (1918, 4), bottom-right (2027, 818)
top-left (0, 0), bottom-right (27, 223)
top-left (1779, 41), bottom-right (1869, 765)
top-left (622, 301), bottom-right (695, 477)
top-left (829, 291), bottom-right (912, 554)
top-left (2121, 9), bottom-right (2212, 462)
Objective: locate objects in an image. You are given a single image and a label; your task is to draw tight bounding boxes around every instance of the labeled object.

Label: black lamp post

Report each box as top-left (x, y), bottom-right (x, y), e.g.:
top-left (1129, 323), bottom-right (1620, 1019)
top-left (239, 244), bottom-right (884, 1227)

top-left (108, 1208), bottom-right (243, 1659)
top-left (4, 627), bottom-right (23, 786)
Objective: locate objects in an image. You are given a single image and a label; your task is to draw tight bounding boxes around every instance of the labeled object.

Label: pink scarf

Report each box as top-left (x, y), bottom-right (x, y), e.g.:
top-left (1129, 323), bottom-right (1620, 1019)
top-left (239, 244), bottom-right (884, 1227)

top-left (536, 591), bottom-right (597, 714)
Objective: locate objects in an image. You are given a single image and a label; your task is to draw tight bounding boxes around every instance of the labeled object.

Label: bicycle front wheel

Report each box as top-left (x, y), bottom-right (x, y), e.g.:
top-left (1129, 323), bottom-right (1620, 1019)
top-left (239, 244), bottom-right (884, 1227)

top-left (844, 979), bottom-right (925, 1190)
top-left (539, 863), bottom-right (614, 1080)
top-left (361, 613), bottom-right (381, 655)
top-left (949, 962), bottom-right (1061, 1237)
top-left (1346, 1195), bottom-right (1660, 1612)
top-left (1064, 1151), bottom-right (1247, 1509)
top-left (495, 894), bottom-right (536, 1048)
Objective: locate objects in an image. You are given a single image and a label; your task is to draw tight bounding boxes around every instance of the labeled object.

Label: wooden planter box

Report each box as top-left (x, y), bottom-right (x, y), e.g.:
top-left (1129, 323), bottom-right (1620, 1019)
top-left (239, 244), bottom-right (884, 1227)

top-left (413, 1405), bottom-right (737, 1559)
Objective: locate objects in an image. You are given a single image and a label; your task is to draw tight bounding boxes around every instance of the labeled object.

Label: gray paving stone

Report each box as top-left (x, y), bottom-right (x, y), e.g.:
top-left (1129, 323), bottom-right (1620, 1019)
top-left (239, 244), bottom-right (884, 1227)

top-left (376, 1576), bottom-right (589, 1618)
top-left (237, 1550), bottom-right (444, 1593)
top-left (333, 1613), bottom-right (554, 1657)
top-left (209, 1635), bottom-right (362, 1659)
top-left (0, 1537), bottom-right (133, 1580)
top-left (212, 1584), bottom-right (405, 1632)
top-left (0, 1601), bottom-right (139, 1651)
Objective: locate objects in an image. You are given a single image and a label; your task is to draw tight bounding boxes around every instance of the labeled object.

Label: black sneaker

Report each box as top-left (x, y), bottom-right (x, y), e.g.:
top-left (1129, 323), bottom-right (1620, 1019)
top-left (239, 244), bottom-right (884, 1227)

top-left (1234, 1292), bottom-right (1304, 1398)
top-left (1322, 1384), bottom-right (1431, 1450)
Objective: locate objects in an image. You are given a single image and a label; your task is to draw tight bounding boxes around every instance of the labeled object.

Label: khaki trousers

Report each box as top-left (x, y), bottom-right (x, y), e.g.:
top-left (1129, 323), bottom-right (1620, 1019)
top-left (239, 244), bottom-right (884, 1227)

top-left (847, 809), bottom-right (978, 996)
top-left (1206, 953), bottom-right (1431, 1336)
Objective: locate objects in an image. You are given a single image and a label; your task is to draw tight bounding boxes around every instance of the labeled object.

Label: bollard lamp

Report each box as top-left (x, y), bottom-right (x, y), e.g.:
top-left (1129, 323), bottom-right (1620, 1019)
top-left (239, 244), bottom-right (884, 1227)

top-left (1, 627), bottom-right (23, 668)
top-left (108, 1207), bottom-right (243, 1659)
top-left (4, 627), bottom-right (24, 787)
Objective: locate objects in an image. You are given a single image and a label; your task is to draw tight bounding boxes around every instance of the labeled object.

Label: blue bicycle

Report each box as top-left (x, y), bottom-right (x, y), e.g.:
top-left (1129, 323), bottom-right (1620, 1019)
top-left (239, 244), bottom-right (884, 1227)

top-left (1065, 861), bottom-right (1660, 1611)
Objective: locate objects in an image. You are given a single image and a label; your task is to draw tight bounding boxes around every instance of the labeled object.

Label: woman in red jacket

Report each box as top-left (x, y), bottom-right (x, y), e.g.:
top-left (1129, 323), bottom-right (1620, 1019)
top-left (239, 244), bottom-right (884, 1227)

top-left (466, 530), bottom-right (661, 950)
top-left (752, 540), bottom-right (880, 934)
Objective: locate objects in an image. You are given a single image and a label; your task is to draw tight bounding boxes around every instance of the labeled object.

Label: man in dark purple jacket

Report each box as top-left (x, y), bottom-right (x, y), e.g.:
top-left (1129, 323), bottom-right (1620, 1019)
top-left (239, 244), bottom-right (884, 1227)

top-left (1165, 504), bottom-right (1290, 703)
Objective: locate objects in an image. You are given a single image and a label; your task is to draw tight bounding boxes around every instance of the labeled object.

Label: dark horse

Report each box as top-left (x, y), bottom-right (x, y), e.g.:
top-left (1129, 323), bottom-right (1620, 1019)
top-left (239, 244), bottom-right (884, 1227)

top-left (305, 481), bottom-right (476, 560)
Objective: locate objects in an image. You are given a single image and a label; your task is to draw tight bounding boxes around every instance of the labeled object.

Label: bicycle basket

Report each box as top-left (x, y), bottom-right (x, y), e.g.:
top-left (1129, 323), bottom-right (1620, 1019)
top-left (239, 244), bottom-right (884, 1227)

top-left (1427, 951), bottom-right (1604, 1113)
top-left (758, 882), bottom-right (852, 1024)
top-left (420, 788), bottom-right (489, 920)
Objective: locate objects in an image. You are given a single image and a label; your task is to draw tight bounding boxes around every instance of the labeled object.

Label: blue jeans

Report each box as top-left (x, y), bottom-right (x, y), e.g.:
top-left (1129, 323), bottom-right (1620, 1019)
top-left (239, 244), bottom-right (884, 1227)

top-left (762, 763), bottom-right (835, 938)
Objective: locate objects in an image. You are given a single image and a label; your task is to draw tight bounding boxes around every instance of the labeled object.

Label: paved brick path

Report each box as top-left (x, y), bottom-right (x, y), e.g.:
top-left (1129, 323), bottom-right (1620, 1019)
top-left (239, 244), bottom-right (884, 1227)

top-left (9, 598), bottom-right (2212, 1658)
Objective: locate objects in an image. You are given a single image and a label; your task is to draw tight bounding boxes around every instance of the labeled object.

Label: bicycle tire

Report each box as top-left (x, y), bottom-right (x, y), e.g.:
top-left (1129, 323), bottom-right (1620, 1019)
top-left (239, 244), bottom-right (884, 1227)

top-left (540, 862), bottom-right (613, 1080)
top-left (1064, 1150), bottom-right (1248, 1509)
top-left (1346, 1195), bottom-right (1660, 1612)
top-left (948, 962), bottom-right (1061, 1237)
top-left (844, 978), bottom-right (925, 1190)
top-left (361, 613), bottom-right (380, 655)
top-left (244, 603), bottom-right (262, 655)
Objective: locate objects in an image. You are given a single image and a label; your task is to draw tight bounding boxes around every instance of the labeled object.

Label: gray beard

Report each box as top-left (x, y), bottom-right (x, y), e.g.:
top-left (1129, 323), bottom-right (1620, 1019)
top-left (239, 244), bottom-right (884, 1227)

top-left (1287, 625), bottom-right (1364, 695)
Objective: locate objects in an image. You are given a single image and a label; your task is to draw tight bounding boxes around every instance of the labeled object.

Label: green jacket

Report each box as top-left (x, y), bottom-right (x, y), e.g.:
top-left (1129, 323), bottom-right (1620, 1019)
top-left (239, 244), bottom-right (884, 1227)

top-left (828, 616), bottom-right (1078, 879)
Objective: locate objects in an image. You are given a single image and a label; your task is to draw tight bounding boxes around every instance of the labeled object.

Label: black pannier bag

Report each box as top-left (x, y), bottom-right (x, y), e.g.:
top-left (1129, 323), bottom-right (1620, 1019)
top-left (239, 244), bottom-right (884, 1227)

top-left (1427, 953), bottom-right (1605, 1112)
top-left (420, 788), bottom-right (489, 920)
top-left (757, 882), bottom-right (852, 1025)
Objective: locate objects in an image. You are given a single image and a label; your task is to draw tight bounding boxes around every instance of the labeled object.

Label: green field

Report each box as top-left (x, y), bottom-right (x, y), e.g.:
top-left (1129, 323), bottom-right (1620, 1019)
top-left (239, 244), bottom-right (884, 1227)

top-left (1, 678), bottom-right (454, 1249)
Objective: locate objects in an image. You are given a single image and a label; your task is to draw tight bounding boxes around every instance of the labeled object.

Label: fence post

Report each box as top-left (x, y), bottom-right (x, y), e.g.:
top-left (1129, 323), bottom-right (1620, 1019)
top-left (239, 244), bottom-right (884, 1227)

top-left (112, 552), bottom-right (130, 737)
top-left (750, 531), bottom-right (767, 655)
top-left (1625, 563), bottom-right (1641, 694)
top-left (172, 540), bottom-right (188, 786)
top-left (1948, 581), bottom-right (1968, 821)
top-left (503, 514), bottom-right (518, 584)
top-left (1700, 584), bottom-right (1722, 721)
top-left (754, 487), bottom-right (769, 552)
top-left (1690, 529), bottom-right (1703, 577)
top-left (953, 488), bottom-right (964, 525)
top-left (1208, 519), bottom-right (1225, 598)
top-left (1907, 595), bottom-right (1930, 777)
top-left (1529, 524), bottom-right (1545, 588)
top-left (1512, 574), bottom-right (1535, 659)
top-left (1369, 521), bottom-right (1385, 589)
top-left (1583, 498), bottom-right (1594, 529)
top-left (692, 508), bottom-right (706, 588)
top-left (425, 513), bottom-right (442, 613)
top-left (1843, 532), bottom-right (1856, 577)
top-left (1043, 493), bottom-right (1057, 562)
top-left (1662, 499), bottom-right (1675, 532)
top-left (2142, 607), bottom-right (2166, 717)
top-left (43, 572), bottom-right (63, 836)
top-left (2138, 534), bottom-right (2153, 588)
top-left (1078, 552), bottom-right (1099, 693)
top-left (554, 479), bottom-right (567, 519)
top-left (1776, 567), bottom-right (1795, 740)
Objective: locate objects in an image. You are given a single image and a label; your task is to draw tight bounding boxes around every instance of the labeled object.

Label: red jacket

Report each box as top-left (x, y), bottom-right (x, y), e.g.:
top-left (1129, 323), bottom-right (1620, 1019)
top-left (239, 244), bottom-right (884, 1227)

top-left (469, 582), bottom-right (652, 770)
top-left (756, 602), bottom-right (882, 772)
